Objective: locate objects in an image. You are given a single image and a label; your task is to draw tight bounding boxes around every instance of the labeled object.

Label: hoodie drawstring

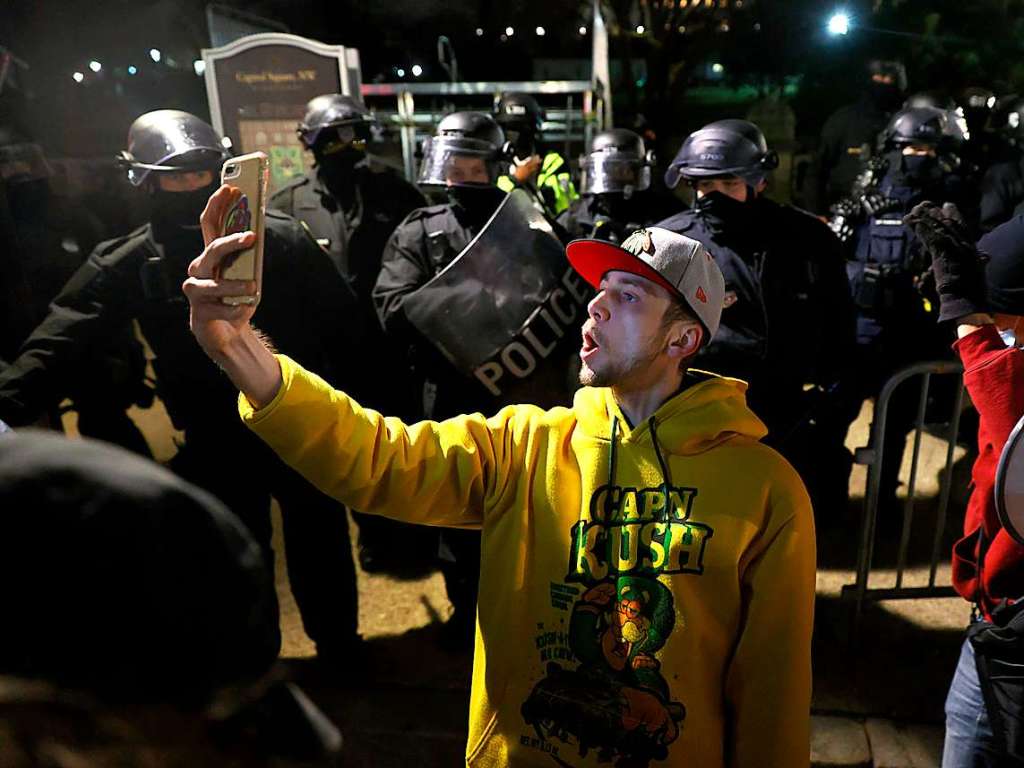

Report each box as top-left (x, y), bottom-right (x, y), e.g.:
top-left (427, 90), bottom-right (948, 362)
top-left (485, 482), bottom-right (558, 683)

top-left (607, 414), bottom-right (673, 500)
top-left (607, 416), bottom-right (619, 489)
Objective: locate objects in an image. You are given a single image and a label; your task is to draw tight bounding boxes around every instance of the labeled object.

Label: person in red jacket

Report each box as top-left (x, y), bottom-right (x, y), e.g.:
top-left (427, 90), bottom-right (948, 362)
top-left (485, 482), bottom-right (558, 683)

top-left (905, 202), bottom-right (1024, 767)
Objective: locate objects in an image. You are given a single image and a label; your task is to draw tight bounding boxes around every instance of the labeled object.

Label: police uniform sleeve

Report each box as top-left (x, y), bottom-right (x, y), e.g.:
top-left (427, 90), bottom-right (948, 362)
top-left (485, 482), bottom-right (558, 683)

top-left (810, 111), bottom-right (847, 213)
top-left (979, 164), bottom-right (1014, 231)
top-left (0, 241), bottom-right (136, 426)
top-left (284, 216), bottom-right (371, 400)
top-left (372, 214), bottom-right (434, 337)
top-left (811, 220), bottom-right (857, 382)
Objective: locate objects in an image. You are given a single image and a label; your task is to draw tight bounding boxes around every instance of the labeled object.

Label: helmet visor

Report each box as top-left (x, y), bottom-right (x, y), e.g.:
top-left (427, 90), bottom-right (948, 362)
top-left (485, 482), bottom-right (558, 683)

top-left (126, 150), bottom-right (226, 187)
top-left (417, 136), bottom-right (502, 187)
top-left (581, 155), bottom-right (650, 195)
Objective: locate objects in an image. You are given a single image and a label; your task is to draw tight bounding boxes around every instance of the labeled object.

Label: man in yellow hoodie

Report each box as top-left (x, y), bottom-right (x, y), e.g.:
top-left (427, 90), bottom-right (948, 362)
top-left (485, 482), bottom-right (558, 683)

top-left (183, 186), bottom-right (816, 767)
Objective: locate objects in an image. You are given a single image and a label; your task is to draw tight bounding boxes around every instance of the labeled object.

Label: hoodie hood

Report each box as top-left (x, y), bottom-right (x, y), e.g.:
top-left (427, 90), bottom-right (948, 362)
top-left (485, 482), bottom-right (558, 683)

top-left (572, 371), bottom-right (767, 457)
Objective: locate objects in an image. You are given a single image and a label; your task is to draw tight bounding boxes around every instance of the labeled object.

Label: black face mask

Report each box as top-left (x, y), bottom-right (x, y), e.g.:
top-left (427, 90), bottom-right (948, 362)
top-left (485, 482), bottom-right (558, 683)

top-left (693, 189), bottom-right (753, 223)
top-left (447, 186), bottom-right (505, 226)
top-left (317, 148), bottom-right (366, 193)
top-left (897, 154), bottom-right (941, 185)
top-left (868, 82), bottom-right (903, 112)
top-left (149, 180), bottom-right (218, 248)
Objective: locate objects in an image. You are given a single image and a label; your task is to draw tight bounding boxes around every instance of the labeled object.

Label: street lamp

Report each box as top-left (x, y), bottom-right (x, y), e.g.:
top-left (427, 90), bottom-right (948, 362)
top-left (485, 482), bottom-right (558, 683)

top-left (411, 64), bottom-right (423, 77)
top-left (88, 60), bottom-right (102, 72)
top-left (149, 48), bottom-right (161, 62)
top-left (72, 72), bottom-right (85, 83)
top-left (827, 12), bottom-right (851, 36)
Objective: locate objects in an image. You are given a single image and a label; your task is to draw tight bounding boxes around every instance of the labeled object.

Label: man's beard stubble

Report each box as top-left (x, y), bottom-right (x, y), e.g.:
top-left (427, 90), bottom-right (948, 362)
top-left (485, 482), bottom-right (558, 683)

top-left (578, 331), bottom-right (666, 388)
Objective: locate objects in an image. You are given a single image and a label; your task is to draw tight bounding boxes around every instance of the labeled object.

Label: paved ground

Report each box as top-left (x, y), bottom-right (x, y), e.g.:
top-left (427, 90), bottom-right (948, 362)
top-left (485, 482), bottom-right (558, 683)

top-left (62, 378), bottom-right (972, 767)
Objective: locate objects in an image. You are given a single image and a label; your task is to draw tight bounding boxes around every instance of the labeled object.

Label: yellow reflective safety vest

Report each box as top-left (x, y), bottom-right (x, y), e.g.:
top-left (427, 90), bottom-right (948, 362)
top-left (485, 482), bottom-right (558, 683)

top-left (498, 151), bottom-right (578, 217)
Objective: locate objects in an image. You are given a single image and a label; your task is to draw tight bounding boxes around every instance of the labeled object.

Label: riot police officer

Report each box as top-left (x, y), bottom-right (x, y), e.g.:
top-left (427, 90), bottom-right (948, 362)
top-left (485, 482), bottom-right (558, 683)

top-left (980, 95), bottom-right (1024, 230)
top-left (0, 110), bottom-right (367, 663)
top-left (271, 93), bottom-right (428, 573)
top-left (811, 59), bottom-right (907, 214)
top-left (494, 93), bottom-right (577, 219)
top-left (558, 128), bottom-right (675, 243)
top-left (373, 112), bottom-right (509, 648)
top-left (658, 119), bottom-right (856, 516)
top-left (831, 105), bottom-right (975, 512)
top-left (272, 93), bottom-right (426, 300)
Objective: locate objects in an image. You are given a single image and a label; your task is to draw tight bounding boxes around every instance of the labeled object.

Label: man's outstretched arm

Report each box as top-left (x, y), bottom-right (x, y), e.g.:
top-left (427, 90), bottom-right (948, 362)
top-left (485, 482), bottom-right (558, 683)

top-left (184, 186), bottom-right (527, 528)
top-left (183, 185), bottom-right (282, 408)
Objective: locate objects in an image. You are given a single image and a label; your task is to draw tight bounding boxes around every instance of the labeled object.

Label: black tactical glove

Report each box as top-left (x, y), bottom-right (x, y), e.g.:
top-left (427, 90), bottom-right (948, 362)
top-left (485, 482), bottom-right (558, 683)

top-left (903, 201), bottom-right (987, 323)
top-left (860, 191), bottom-right (899, 217)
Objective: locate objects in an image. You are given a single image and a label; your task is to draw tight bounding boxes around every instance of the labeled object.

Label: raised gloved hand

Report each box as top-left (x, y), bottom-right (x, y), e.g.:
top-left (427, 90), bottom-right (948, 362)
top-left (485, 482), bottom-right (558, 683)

top-left (903, 201), bottom-right (987, 323)
top-left (860, 191), bottom-right (899, 217)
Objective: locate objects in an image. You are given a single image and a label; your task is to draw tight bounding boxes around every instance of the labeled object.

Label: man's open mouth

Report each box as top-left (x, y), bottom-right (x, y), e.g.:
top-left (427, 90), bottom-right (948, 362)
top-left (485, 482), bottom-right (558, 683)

top-left (580, 328), bottom-right (600, 360)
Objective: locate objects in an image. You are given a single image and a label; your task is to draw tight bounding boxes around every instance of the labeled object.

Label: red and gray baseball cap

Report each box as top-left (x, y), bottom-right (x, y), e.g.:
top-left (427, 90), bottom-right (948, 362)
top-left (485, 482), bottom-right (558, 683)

top-left (566, 227), bottom-right (725, 343)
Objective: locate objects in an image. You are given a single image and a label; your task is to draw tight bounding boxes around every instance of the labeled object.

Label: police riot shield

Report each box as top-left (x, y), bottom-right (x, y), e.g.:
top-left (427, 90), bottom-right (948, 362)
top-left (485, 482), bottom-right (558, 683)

top-left (996, 414), bottom-right (1024, 546)
top-left (402, 189), bottom-right (591, 407)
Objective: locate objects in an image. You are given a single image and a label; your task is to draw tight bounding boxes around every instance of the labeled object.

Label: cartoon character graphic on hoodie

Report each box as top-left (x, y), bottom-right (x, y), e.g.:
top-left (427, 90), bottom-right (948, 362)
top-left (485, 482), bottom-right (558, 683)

top-left (522, 575), bottom-right (686, 766)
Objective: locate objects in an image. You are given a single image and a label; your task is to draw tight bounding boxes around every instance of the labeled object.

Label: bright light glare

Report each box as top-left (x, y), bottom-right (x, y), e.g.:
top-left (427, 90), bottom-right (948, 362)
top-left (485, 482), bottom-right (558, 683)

top-left (475, 28), bottom-right (484, 36)
top-left (149, 48), bottom-right (161, 62)
top-left (72, 72), bottom-right (85, 83)
top-left (505, 26), bottom-right (515, 36)
top-left (411, 64), bottom-right (423, 77)
top-left (127, 65), bottom-right (138, 75)
top-left (636, 24), bottom-right (645, 34)
top-left (535, 26), bottom-right (545, 36)
top-left (712, 62), bottom-right (725, 74)
top-left (193, 59), bottom-right (206, 76)
top-left (827, 12), bottom-right (850, 36)
top-left (396, 68), bottom-right (406, 77)
top-left (579, 26), bottom-right (587, 35)
top-left (88, 60), bottom-right (102, 72)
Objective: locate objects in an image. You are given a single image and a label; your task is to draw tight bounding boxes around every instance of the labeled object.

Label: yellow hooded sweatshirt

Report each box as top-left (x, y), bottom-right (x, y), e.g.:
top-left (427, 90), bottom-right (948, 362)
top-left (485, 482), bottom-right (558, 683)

top-left (240, 356), bottom-right (816, 768)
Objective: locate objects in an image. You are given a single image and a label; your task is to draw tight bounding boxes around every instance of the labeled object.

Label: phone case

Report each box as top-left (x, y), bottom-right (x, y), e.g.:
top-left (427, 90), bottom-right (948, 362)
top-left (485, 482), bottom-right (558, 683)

top-left (220, 151), bottom-right (268, 302)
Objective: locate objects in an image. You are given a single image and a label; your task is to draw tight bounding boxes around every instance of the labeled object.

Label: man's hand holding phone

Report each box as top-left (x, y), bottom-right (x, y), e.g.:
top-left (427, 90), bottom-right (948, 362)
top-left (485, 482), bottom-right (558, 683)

top-left (183, 184), bottom-right (282, 408)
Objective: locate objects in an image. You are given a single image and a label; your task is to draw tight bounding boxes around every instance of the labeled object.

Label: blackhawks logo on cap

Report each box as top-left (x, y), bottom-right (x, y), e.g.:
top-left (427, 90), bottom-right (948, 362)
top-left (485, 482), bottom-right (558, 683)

top-left (621, 229), bottom-right (655, 257)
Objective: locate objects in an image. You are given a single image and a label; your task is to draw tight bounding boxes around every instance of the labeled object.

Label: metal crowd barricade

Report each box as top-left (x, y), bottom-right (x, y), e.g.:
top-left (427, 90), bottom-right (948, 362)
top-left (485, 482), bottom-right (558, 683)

top-left (360, 80), bottom-right (606, 183)
top-left (840, 360), bottom-right (966, 637)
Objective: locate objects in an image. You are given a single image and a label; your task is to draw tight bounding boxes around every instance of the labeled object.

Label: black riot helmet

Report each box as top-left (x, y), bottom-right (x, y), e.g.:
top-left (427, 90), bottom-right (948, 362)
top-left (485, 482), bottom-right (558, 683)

top-left (494, 93), bottom-right (544, 158)
top-left (664, 119), bottom-right (778, 189)
top-left (417, 111), bottom-right (510, 188)
top-left (117, 110), bottom-right (230, 188)
top-left (881, 106), bottom-right (966, 154)
top-left (868, 59), bottom-right (908, 92)
top-left (992, 95), bottom-right (1024, 145)
top-left (962, 86), bottom-right (995, 113)
top-left (902, 91), bottom-right (957, 111)
top-left (297, 93), bottom-right (374, 150)
top-left (580, 128), bottom-right (654, 197)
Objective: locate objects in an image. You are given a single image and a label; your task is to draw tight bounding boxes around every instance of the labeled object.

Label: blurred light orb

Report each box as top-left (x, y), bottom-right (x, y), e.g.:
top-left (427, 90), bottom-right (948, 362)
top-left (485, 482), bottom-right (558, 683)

top-left (827, 12), bottom-right (850, 36)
